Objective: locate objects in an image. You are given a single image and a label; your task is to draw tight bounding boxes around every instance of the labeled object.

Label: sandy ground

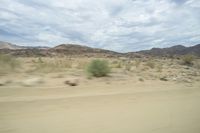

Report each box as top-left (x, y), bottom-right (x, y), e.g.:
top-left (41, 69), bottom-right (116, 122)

top-left (0, 57), bottom-right (200, 133)
top-left (0, 77), bottom-right (200, 133)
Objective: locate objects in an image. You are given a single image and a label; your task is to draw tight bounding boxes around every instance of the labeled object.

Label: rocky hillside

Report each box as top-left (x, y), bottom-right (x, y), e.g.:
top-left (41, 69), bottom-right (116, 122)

top-left (134, 44), bottom-right (200, 57)
top-left (0, 43), bottom-right (122, 57)
top-left (48, 44), bottom-right (122, 57)
top-left (51, 44), bottom-right (119, 55)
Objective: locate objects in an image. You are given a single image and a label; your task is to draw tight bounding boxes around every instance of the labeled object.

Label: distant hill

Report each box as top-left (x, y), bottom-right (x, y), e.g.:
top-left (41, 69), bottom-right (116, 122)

top-left (52, 44), bottom-right (96, 52)
top-left (0, 41), bottom-right (23, 49)
top-left (133, 44), bottom-right (200, 57)
top-left (0, 41), bottom-right (49, 50)
top-left (0, 41), bottom-right (200, 57)
top-left (51, 44), bottom-right (118, 54)
top-left (53, 44), bottom-right (91, 50)
top-left (49, 44), bottom-right (122, 57)
top-left (0, 43), bottom-right (122, 57)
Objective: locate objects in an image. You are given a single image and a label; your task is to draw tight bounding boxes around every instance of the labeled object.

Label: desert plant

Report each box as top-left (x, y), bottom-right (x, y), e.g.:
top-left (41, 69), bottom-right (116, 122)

top-left (111, 60), bottom-right (122, 68)
top-left (181, 55), bottom-right (194, 65)
top-left (37, 57), bottom-right (43, 63)
top-left (160, 76), bottom-right (168, 81)
top-left (87, 59), bottom-right (111, 77)
top-left (0, 54), bottom-right (20, 75)
top-left (115, 62), bottom-right (122, 68)
top-left (139, 78), bottom-right (144, 82)
top-left (124, 62), bottom-right (132, 71)
top-left (76, 60), bottom-right (88, 69)
top-left (145, 61), bottom-right (155, 69)
top-left (33, 58), bottom-right (65, 73)
top-left (194, 61), bottom-right (200, 69)
top-left (134, 59), bottom-right (141, 68)
top-left (156, 64), bottom-right (163, 72)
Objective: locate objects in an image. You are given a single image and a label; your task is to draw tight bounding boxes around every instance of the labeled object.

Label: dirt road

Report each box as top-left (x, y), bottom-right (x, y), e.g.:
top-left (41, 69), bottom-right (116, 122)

top-left (0, 81), bottom-right (200, 133)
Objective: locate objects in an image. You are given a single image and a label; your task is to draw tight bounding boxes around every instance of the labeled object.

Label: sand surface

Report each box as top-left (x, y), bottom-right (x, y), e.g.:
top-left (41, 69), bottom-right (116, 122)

top-left (0, 79), bottom-right (200, 133)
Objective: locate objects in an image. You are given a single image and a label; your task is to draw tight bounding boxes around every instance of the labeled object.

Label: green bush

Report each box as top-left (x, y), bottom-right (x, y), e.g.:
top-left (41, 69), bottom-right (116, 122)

top-left (87, 59), bottom-right (111, 77)
top-left (182, 55), bottom-right (194, 65)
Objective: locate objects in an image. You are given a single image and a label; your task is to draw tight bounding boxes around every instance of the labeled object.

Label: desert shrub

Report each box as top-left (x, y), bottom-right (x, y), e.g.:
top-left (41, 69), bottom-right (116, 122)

top-left (111, 60), bottom-right (118, 64)
top-left (194, 61), bottom-right (200, 69)
top-left (87, 59), bottom-right (111, 77)
top-left (38, 57), bottom-right (43, 63)
top-left (181, 55), bottom-right (194, 65)
top-left (124, 62), bottom-right (132, 71)
top-left (160, 76), bottom-right (168, 81)
top-left (115, 62), bottom-right (122, 68)
top-left (134, 59), bottom-right (141, 68)
top-left (32, 57), bottom-right (71, 73)
top-left (139, 78), bottom-right (144, 82)
top-left (76, 60), bottom-right (88, 69)
top-left (111, 60), bottom-right (122, 68)
top-left (145, 61), bottom-right (155, 69)
top-left (156, 64), bottom-right (163, 72)
top-left (0, 54), bottom-right (20, 75)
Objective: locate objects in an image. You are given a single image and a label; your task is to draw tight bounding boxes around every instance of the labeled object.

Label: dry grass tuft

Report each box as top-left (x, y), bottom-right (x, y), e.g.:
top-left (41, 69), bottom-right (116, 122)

top-left (31, 57), bottom-right (72, 73)
top-left (145, 60), bottom-right (155, 69)
top-left (0, 54), bottom-right (20, 75)
top-left (181, 55), bottom-right (194, 65)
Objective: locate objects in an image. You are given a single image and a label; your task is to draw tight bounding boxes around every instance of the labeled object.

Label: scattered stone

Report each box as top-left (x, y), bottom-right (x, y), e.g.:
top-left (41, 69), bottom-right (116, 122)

top-left (65, 78), bottom-right (79, 86)
top-left (182, 73), bottom-right (187, 76)
top-left (160, 76), bottom-right (168, 81)
top-left (172, 77), bottom-right (177, 81)
top-left (21, 77), bottom-right (44, 87)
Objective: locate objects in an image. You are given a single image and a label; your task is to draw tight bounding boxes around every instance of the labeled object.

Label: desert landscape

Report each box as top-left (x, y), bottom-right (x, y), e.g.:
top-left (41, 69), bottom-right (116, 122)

top-left (0, 42), bottom-right (200, 133)
top-left (1, 0), bottom-right (200, 132)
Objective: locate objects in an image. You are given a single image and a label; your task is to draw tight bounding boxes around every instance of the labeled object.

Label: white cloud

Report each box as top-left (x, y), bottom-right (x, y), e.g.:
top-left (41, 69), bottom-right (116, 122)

top-left (0, 0), bottom-right (200, 52)
top-left (185, 0), bottom-right (200, 7)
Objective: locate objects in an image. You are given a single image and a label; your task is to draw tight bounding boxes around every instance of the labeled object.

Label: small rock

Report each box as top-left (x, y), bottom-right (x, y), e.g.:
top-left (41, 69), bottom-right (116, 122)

top-left (65, 78), bottom-right (79, 86)
top-left (185, 67), bottom-right (190, 70)
top-left (160, 76), bottom-right (168, 81)
top-left (182, 73), bottom-right (187, 76)
top-left (21, 77), bottom-right (44, 87)
top-left (172, 77), bottom-right (177, 81)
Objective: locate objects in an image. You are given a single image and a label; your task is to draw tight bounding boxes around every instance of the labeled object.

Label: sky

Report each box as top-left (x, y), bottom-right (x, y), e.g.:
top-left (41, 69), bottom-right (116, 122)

top-left (0, 0), bottom-right (200, 52)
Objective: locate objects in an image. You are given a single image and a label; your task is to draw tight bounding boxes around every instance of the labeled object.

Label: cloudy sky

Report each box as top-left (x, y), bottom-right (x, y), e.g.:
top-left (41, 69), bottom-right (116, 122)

top-left (0, 0), bottom-right (200, 52)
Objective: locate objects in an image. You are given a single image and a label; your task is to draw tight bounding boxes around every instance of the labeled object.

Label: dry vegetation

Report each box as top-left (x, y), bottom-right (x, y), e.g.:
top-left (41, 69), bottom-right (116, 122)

top-left (0, 54), bottom-right (20, 75)
top-left (0, 54), bottom-right (200, 133)
top-left (181, 54), bottom-right (195, 65)
top-left (0, 54), bottom-right (199, 86)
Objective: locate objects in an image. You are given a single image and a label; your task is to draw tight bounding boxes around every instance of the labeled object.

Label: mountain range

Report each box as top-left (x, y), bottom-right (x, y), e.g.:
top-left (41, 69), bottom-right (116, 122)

top-left (0, 41), bottom-right (200, 57)
top-left (135, 44), bottom-right (200, 57)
